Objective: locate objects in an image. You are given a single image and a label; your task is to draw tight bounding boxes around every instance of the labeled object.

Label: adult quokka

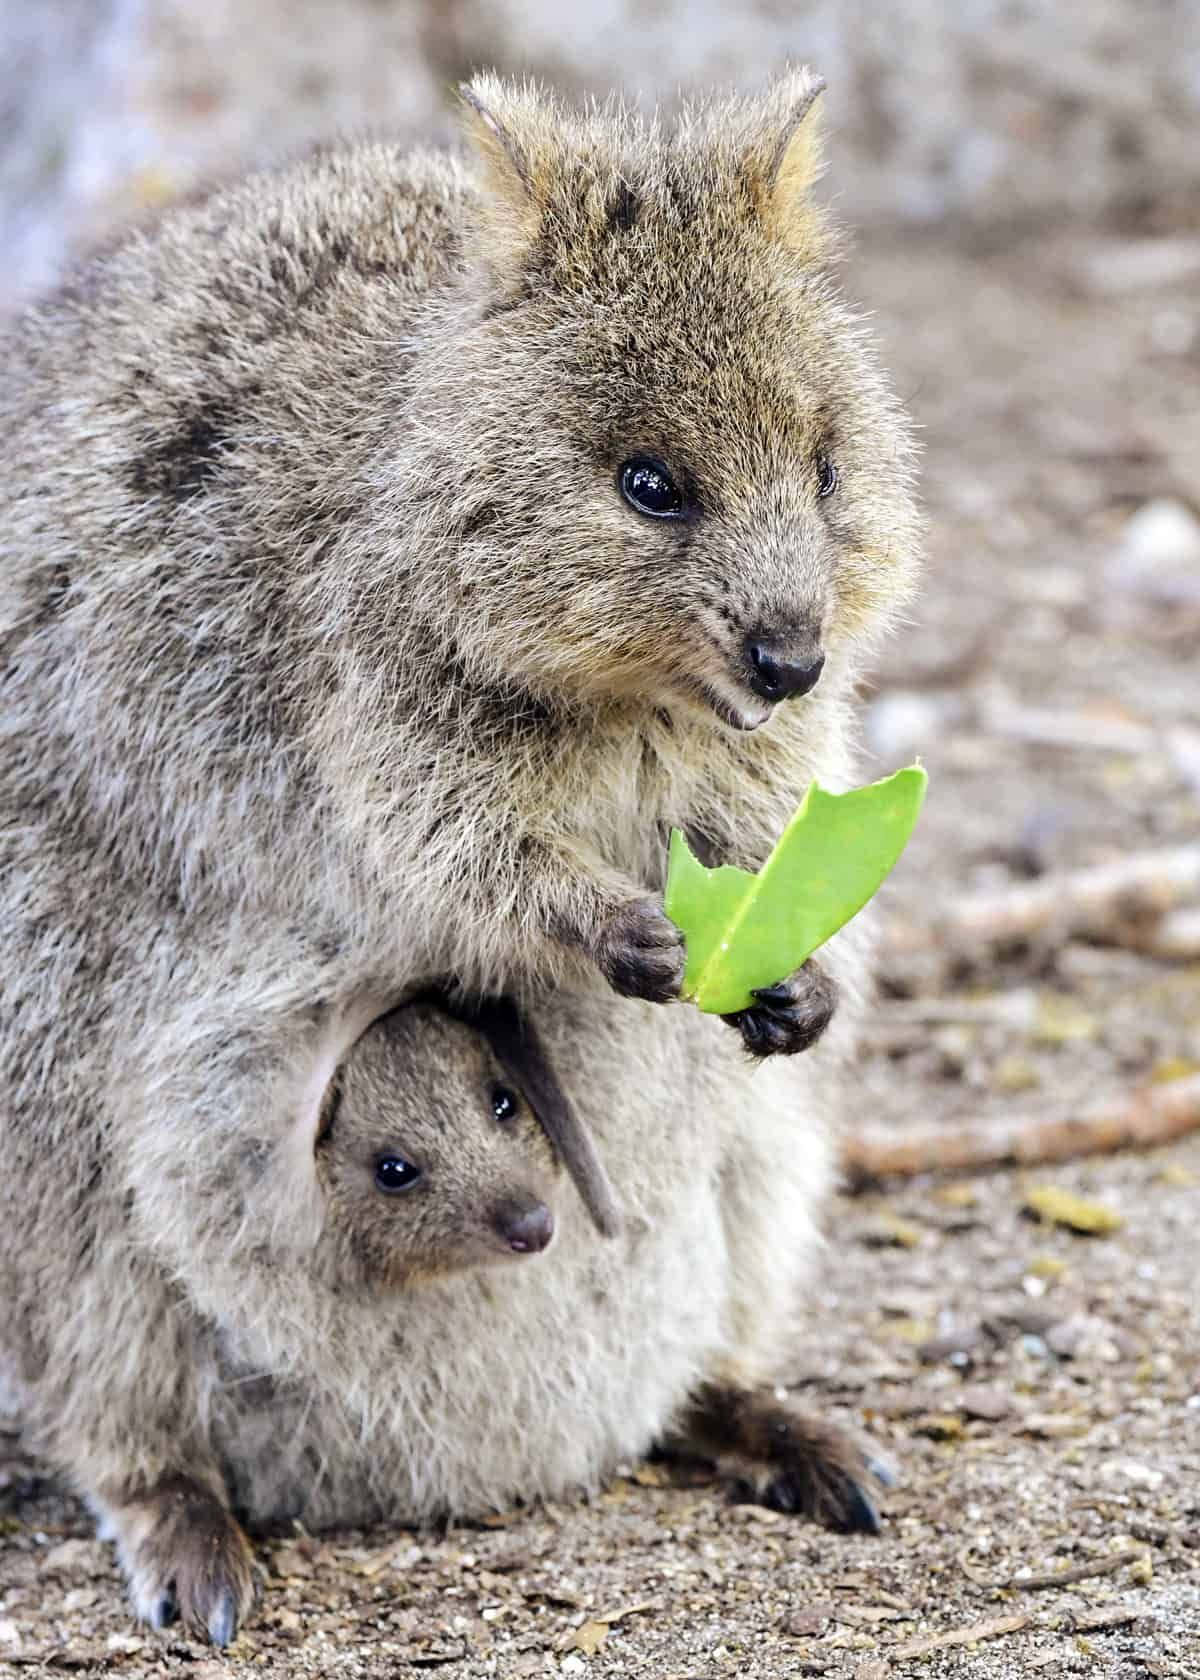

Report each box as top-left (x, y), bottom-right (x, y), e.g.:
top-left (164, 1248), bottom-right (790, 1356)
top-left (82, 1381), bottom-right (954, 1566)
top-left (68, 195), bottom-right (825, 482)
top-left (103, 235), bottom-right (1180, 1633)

top-left (0, 69), bottom-right (918, 1642)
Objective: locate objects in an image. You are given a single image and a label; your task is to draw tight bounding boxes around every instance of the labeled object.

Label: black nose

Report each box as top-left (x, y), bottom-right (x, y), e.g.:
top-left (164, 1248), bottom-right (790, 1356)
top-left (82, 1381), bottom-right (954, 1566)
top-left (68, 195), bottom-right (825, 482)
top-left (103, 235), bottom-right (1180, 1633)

top-left (744, 638), bottom-right (825, 703)
top-left (494, 1200), bottom-right (555, 1254)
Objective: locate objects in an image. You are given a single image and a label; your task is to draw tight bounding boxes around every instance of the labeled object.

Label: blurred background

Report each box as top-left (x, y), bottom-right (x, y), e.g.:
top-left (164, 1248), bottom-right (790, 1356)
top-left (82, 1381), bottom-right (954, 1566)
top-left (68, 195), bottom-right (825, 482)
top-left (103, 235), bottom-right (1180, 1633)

top-left (2, 7), bottom-right (1200, 1667)
top-left (4, 0), bottom-right (1200, 303)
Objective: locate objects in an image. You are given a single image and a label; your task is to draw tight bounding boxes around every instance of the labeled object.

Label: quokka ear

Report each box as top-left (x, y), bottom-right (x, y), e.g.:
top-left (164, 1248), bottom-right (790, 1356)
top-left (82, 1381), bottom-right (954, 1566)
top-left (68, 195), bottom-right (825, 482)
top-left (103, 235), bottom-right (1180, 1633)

top-left (744, 68), bottom-right (828, 258)
top-left (459, 74), bottom-right (557, 277)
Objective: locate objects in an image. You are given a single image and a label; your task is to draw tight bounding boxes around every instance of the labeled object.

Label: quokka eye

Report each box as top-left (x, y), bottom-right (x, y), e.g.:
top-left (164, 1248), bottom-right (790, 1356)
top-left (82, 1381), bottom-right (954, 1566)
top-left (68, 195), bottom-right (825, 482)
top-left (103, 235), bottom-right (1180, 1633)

top-left (374, 1155), bottom-right (422, 1194)
top-left (491, 1085), bottom-right (520, 1123)
top-left (816, 456), bottom-right (839, 498)
top-left (619, 456), bottom-right (684, 519)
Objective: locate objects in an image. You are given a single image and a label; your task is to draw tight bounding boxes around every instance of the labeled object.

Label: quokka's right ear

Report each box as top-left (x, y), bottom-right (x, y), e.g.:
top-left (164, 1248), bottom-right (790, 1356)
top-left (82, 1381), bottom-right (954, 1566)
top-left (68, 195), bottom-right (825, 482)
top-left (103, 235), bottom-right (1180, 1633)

top-left (459, 74), bottom-right (558, 278)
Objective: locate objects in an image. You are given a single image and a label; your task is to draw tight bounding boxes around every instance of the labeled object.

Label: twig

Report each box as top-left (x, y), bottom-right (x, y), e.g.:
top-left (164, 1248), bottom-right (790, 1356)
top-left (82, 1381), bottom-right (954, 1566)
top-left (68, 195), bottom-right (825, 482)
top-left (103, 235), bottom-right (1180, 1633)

top-left (978, 701), bottom-right (1156, 756)
top-left (973, 1546), bottom-right (1148, 1593)
top-left (888, 1613), bottom-right (1030, 1661)
top-left (1125, 906), bottom-right (1200, 960)
top-left (841, 1074), bottom-right (1200, 1182)
top-left (884, 845), bottom-right (1200, 963)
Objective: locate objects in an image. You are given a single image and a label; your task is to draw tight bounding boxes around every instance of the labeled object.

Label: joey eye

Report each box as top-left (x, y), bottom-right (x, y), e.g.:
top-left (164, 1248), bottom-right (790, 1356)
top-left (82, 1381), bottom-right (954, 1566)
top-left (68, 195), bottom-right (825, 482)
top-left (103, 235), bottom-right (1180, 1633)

top-left (491, 1085), bottom-right (520, 1123)
top-left (374, 1155), bottom-right (422, 1194)
top-left (816, 456), bottom-right (839, 499)
top-left (619, 456), bottom-right (683, 519)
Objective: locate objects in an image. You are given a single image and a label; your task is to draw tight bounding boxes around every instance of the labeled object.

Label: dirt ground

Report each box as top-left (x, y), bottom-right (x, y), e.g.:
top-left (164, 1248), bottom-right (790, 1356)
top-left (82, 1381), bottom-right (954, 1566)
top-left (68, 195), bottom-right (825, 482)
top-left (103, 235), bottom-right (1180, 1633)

top-left (2, 213), bottom-right (1199, 1677)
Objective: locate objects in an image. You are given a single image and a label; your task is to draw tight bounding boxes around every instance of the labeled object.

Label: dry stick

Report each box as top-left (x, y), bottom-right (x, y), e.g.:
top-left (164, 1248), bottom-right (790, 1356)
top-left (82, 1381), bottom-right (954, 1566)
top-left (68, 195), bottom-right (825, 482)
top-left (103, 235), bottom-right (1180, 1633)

top-left (841, 1073), bottom-right (1200, 1183)
top-left (888, 1614), bottom-right (1031, 1662)
top-left (1127, 905), bottom-right (1200, 960)
top-left (884, 845), bottom-right (1200, 962)
top-left (968, 1546), bottom-right (1148, 1594)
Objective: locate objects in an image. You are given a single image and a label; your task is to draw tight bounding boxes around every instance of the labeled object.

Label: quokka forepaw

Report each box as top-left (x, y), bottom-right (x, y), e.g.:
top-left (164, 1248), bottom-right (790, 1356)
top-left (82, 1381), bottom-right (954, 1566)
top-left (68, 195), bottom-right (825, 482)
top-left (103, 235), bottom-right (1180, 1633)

top-left (722, 957), bottom-right (838, 1059)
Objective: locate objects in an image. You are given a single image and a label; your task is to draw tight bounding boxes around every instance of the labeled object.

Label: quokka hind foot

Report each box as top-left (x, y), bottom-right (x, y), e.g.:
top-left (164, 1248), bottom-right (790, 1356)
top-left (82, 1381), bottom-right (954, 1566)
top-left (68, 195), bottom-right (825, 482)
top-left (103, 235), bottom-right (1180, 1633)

top-left (675, 1382), bottom-right (893, 1535)
top-left (100, 1475), bottom-right (259, 1646)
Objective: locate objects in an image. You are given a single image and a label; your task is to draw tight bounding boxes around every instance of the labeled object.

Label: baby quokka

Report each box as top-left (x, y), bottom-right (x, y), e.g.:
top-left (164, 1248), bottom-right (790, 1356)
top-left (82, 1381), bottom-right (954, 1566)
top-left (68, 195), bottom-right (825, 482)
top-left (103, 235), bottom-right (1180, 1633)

top-left (314, 998), bottom-right (568, 1290)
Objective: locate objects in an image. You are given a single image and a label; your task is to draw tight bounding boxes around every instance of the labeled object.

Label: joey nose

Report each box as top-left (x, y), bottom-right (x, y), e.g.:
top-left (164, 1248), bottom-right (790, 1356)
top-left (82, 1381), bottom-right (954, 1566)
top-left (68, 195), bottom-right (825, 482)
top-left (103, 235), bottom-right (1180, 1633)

top-left (744, 637), bottom-right (826, 704)
top-left (494, 1200), bottom-right (555, 1254)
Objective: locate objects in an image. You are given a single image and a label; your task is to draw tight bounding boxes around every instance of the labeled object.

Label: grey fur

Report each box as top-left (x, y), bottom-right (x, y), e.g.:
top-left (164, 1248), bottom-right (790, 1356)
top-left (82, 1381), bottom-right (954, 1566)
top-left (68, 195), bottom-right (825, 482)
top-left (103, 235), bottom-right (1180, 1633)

top-left (0, 68), bottom-right (919, 1640)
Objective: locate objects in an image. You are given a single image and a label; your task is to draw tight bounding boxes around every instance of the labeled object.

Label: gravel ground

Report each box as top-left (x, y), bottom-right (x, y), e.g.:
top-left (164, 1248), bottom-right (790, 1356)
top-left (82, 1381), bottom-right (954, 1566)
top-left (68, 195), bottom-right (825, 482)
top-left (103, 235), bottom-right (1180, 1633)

top-left (2, 216), bottom-right (1199, 1677)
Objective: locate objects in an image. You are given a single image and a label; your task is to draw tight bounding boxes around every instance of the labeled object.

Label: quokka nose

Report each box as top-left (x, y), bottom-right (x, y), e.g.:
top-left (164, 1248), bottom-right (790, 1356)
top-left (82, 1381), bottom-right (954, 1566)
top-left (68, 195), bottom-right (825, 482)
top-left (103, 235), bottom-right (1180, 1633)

top-left (494, 1200), bottom-right (555, 1254)
top-left (744, 637), bottom-right (826, 704)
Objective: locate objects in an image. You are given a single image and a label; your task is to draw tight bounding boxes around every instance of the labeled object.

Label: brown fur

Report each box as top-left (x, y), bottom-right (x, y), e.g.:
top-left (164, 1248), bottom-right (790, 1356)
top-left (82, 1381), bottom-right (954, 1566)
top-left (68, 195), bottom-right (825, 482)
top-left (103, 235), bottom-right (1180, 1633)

top-left (676, 1382), bottom-right (889, 1534)
top-left (100, 1474), bottom-right (258, 1647)
top-left (0, 68), bottom-right (919, 1640)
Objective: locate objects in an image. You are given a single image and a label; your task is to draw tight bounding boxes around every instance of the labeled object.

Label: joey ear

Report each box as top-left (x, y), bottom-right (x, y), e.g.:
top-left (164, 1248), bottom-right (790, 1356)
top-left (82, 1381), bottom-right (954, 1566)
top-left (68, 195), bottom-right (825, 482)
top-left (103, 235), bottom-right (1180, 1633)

top-left (314, 1066), bottom-right (343, 1148)
top-left (744, 69), bottom-right (828, 257)
top-left (438, 990), bottom-right (622, 1239)
top-left (459, 75), bottom-right (554, 275)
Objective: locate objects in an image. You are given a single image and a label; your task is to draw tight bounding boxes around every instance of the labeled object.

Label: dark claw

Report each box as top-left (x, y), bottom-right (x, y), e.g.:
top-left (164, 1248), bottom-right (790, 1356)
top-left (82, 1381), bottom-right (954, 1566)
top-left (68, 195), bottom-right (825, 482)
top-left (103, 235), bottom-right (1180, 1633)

top-left (723, 960), bottom-right (838, 1059)
top-left (207, 1589), bottom-right (238, 1649)
top-left (762, 1468), bottom-right (882, 1535)
top-left (151, 1593), bottom-right (179, 1630)
top-left (839, 1482), bottom-right (883, 1536)
top-left (867, 1455), bottom-right (898, 1489)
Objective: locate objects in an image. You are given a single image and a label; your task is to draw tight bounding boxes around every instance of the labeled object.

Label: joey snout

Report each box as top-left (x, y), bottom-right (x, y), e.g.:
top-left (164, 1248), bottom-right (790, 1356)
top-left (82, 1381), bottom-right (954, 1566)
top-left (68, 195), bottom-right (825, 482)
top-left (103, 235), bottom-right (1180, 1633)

top-left (491, 1196), bottom-right (555, 1254)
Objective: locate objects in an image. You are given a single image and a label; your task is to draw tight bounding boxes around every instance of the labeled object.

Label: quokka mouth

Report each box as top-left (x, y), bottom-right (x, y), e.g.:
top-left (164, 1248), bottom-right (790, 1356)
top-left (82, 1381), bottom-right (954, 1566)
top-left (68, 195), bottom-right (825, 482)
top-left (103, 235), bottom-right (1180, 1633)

top-left (698, 681), bottom-right (773, 733)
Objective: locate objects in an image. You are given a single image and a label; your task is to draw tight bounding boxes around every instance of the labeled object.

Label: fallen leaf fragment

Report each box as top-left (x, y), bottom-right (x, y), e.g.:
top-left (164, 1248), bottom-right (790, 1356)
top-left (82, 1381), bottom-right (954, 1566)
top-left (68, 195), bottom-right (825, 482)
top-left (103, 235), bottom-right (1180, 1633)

top-left (1024, 1186), bottom-right (1123, 1234)
top-left (1016, 1412), bottom-right (1088, 1439)
top-left (836, 1603), bottom-right (909, 1626)
top-left (396, 1642), bottom-right (468, 1667)
top-left (934, 1183), bottom-right (979, 1208)
top-left (913, 1413), bottom-right (964, 1440)
top-left (889, 1613), bottom-right (1030, 1660)
top-left (1033, 993), bottom-right (1098, 1045)
top-left (860, 1211), bottom-right (923, 1249)
top-left (271, 1545), bottom-right (314, 1578)
top-left (592, 1601), bottom-right (661, 1626)
top-left (1070, 1604), bottom-right (1139, 1632)
top-left (568, 1621), bottom-right (610, 1656)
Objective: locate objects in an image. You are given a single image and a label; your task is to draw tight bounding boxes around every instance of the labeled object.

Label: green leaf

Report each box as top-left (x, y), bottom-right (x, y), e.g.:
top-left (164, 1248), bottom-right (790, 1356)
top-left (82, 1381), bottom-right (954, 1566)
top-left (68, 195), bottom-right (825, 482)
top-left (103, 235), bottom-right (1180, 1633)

top-left (664, 765), bottom-right (927, 1014)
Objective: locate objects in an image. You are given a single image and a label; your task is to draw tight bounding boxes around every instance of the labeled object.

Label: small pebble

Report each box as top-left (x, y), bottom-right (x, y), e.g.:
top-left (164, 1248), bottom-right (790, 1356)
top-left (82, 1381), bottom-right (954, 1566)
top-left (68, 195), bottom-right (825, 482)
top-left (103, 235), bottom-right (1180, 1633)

top-left (959, 1385), bottom-right (1013, 1422)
